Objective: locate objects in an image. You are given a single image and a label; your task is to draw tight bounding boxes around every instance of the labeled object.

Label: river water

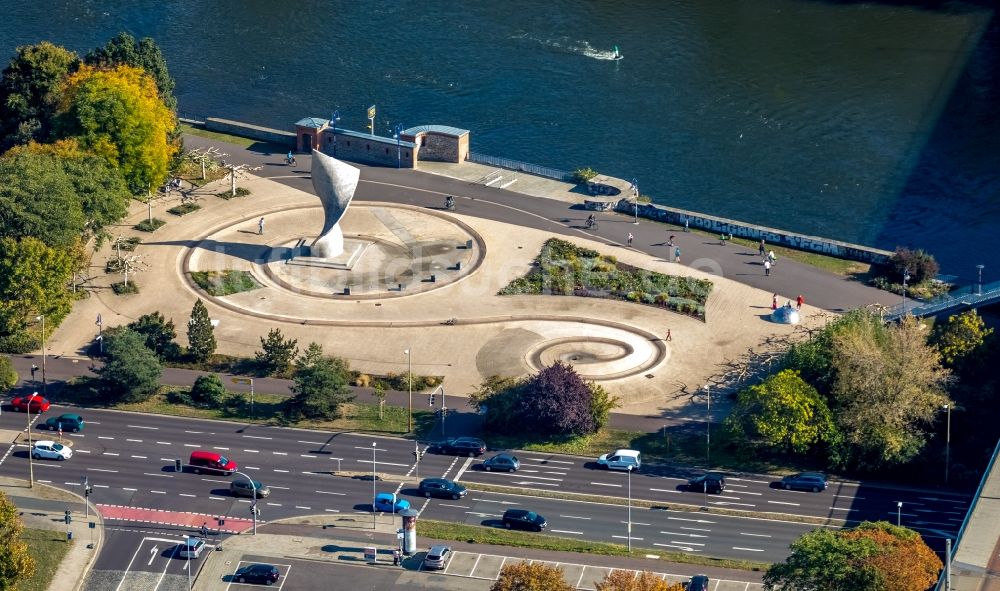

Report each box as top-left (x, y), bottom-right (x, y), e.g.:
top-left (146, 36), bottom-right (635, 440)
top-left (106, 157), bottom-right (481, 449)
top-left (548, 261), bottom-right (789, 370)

top-left (2, 0), bottom-right (998, 277)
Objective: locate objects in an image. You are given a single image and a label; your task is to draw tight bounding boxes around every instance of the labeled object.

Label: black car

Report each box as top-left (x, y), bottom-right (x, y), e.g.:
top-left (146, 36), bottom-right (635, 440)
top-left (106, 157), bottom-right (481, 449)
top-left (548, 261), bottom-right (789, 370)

top-left (434, 437), bottom-right (486, 457)
top-left (482, 453), bottom-right (520, 472)
top-left (687, 472), bottom-right (726, 494)
top-left (502, 508), bottom-right (546, 532)
top-left (780, 472), bottom-right (827, 492)
top-left (233, 563), bottom-right (280, 585)
top-left (419, 478), bottom-right (467, 499)
top-left (687, 574), bottom-right (710, 591)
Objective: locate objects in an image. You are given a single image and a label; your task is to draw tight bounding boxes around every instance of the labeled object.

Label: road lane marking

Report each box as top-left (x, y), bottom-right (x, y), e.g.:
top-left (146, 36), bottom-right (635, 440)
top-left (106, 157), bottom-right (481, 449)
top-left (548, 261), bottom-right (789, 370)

top-left (272, 452), bottom-right (287, 456)
top-left (680, 527), bottom-right (712, 532)
top-left (150, 490), bottom-right (166, 494)
top-left (183, 444), bottom-right (198, 448)
top-left (103, 452), bottom-right (119, 456)
top-left (453, 457), bottom-right (474, 482)
top-left (242, 435), bottom-right (272, 440)
top-left (611, 535), bottom-right (644, 541)
top-left (551, 529), bottom-right (583, 535)
top-left (295, 506), bottom-right (311, 510)
top-left (659, 531), bottom-right (708, 538)
top-left (298, 441), bottom-right (324, 445)
top-left (324, 509), bottom-right (340, 512)
top-left (486, 473), bottom-right (562, 482)
top-left (439, 504), bottom-right (470, 509)
top-left (179, 494), bottom-right (196, 498)
top-left (649, 488), bottom-right (681, 494)
top-left (524, 458), bottom-right (574, 465)
top-left (126, 439), bottom-right (143, 443)
top-left (269, 486), bottom-right (290, 490)
top-left (667, 516), bottom-right (716, 523)
top-left (94, 484), bottom-right (110, 488)
top-left (558, 515), bottom-right (592, 520)
top-left (513, 481), bottom-right (559, 487)
top-left (245, 466), bottom-right (260, 470)
top-left (127, 425), bottom-right (158, 430)
top-left (590, 482), bottom-right (622, 488)
top-left (156, 442), bottom-right (172, 445)
top-left (209, 497), bottom-right (225, 500)
top-left (88, 468), bottom-right (118, 473)
top-left (266, 503), bottom-right (282, 506)
top-left (184, 430), bottom-right (204, 434)
top-left (767, 500), bottom-right (801, 506)
top-left (357, 459), bottom-right (409, 467)
top-left (315, 490), bottom-right (345, 496)
top-left (243, 450), bottom-right (259, 453)
top-left (300, 454), bottom-right (317, 458)
top-left (653, 543), bottom-right (699, 551)
top-left (201, 479), bottom-right (229, 484)
top-left (130, 455), bottom-right (147, 459)
top-left (740, 532), bottom-right (772, 537)
top-left (727, 478), bottom-right (768, 484)
top-left (98, 436), bottom-right (115, 440)
top-left (732, 547), bottom-right (765, 552)
top-left (709, 502), bottom-right (755, 507)
top-left (213, 447), bottom-right (230, 451)
top-left (273, 469), bottom-right (289, 473)
top-left (75, 450), bottom-right (90, 453)
top-left (123, 488), bottom-right (137, 491)
top-left (142, 473), bottom-right (173, 478)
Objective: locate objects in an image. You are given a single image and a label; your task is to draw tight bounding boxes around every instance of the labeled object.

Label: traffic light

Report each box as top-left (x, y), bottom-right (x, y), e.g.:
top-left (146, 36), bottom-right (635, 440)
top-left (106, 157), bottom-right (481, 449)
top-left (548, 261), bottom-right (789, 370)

top-left (64, 510), bottom-right (72, 525)
top-left (84, 485), bottom-right (93, 498)
top-left (175, 458), bottom-right (182, 472)
top-left (428, 392), bottom-right (435, 407)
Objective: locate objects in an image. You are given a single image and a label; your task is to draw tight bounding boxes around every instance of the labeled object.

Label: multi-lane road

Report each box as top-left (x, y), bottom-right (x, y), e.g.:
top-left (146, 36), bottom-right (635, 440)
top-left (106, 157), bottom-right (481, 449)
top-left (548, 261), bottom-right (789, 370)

top-left (0, 405), bottom-right (968, 572)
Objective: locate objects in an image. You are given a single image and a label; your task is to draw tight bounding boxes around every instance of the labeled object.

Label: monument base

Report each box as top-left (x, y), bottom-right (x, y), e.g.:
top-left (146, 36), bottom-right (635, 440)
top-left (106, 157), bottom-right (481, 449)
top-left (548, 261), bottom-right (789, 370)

top-left (289, 238), bottom-right (371, 270)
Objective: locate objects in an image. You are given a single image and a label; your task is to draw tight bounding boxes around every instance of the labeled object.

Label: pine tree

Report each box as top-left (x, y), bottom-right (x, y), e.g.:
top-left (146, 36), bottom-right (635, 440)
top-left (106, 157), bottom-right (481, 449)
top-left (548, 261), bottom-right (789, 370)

top-left (186, 299), bottom-right (216, 362)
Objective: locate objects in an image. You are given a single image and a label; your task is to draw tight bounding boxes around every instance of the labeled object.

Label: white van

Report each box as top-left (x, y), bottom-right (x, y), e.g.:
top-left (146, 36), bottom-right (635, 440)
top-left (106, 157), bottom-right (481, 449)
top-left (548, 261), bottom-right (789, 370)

top-left (597, 449), bottom-right (641, 471)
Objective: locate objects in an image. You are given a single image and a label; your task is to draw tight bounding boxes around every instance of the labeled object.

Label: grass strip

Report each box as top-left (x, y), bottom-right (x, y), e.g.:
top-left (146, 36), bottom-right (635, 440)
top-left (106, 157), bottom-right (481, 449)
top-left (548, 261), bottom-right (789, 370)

top-left (179, 123), bottom-right (258, 148)
top-left (18, 528), bottom-right (72, 591)
top-left (460, 481), bottom-right (849, 529)
top-left (417, 519), bottom-right (769, 572)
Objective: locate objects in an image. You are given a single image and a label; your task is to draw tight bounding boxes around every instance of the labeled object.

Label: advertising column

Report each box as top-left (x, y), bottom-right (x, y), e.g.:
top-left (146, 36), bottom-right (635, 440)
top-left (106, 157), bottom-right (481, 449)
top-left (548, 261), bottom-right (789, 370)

top-left (399, 509), bottom-right (418, 555)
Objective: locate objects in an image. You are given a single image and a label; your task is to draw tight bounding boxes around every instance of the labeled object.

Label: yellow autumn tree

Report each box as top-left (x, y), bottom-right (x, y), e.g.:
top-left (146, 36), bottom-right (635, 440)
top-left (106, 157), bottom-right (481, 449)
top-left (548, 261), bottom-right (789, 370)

top-left (57, 64), bottom-right (176, 193)
top-left (596, 570), bottom-right (685, 591)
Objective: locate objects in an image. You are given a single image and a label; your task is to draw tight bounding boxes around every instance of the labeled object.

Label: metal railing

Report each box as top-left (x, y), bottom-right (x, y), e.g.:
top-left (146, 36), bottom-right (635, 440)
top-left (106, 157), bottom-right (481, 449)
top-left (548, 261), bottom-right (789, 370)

top-left (886, 280), bottom-right (1000, 320)
top-left (466, 152), bottom-right (571, 181)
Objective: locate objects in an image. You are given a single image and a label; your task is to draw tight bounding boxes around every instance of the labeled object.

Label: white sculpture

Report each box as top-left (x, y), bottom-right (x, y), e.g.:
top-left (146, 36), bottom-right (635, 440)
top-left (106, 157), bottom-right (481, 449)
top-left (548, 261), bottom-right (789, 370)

top-left (310, 150), bottom-right (360, 258)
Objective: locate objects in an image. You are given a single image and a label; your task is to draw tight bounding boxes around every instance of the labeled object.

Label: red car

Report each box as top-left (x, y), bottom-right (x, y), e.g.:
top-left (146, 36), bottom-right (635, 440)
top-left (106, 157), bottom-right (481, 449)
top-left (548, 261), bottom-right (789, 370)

top-left (11, 396), bottom-right (50, 413)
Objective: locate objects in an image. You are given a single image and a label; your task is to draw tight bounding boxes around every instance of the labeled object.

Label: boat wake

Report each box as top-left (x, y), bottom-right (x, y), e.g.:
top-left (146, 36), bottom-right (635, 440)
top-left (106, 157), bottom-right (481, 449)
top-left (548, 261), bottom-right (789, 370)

top-left (512, 34), bottom-right (622, 61)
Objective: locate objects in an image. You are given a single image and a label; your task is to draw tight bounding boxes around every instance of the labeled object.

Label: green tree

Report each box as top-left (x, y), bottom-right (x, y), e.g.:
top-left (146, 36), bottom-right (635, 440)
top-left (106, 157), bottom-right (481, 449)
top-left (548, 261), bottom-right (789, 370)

top-left (726, 370), bottom-right (835, 453)
top-left (0, 41), bottom-right (79, 149)
top-left (190, 374), bottom-right (226, 408)
top-left (284, 356), bottom-right (354, 420)
top-left (764, 521), bottom-right (941, 591)
top-left (294, 341), bottom-right (325, 372)
top-left (57, 64), bottom-right (177, 193)
top-left (0, 237), bottom-right (76, 345)
top-left (98, 329), bottom-right (162, 403)
top-left (85, 33), bottom-right (177, 110)
top-left (490, 562), bottom-right (573, 591)
top-left (0, 150), bottom-right (87, 247)
top-left (255, 328), bottom-right (298, 376)
top-left (932, 309), bottom-right (993, 367)
top-left (371, 382), bottom-right (386, 420)
top-left (831, 315), bottom-right (951, 469)
top-left (470, 374), bottom-right (527, 434)
top-left (0, 491), bottom-right (36, 590)
top-left (186, 299), bottom-right (216, 362)
top-left (128, 311), bottom-right (179, 359)
top-left (588, 382), bottom-right (619, 431)
top-left (0, 356), bottom-right (17, 393)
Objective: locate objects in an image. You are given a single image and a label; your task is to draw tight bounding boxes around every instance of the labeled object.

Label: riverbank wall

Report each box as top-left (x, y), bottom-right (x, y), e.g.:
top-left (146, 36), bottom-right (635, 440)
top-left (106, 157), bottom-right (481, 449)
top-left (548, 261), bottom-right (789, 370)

top-left (180, 115), bottom-right (893, 266)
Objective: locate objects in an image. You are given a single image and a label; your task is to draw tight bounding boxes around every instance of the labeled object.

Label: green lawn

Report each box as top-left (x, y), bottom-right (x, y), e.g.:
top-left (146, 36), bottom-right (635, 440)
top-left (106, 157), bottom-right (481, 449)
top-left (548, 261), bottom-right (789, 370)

top-left (179, 123), bottom-right (258, 148)
top-left (189, 270), bottom-right (262, 296)
top-left (18, 528), bottom-right (72, 591)
top-left (417, 520), bottom-right (768, 572)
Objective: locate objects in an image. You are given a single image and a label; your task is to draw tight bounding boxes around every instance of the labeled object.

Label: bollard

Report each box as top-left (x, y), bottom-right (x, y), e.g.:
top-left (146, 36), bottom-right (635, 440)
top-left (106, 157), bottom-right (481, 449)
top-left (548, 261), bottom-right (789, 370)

top-left (398, 283), bottom-right (403, 291)
top-left (455, 261), bottom-right (462, 271)
top-left (429, 275), bottom-right (436, 283)
top-left (465, 239), bottom-right (473, 249)
top-left (343, 287), bottom-right (351, 295)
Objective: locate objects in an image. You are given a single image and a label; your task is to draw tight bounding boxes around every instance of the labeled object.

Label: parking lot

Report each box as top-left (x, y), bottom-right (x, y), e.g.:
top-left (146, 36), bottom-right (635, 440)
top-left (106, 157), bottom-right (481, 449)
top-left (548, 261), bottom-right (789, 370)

top-left (430, 550), bottom-right (765, 591)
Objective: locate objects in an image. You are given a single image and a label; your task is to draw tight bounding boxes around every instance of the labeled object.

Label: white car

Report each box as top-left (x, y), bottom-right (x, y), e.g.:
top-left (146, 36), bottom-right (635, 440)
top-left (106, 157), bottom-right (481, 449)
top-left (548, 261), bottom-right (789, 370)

top-left (32, 441), bottom-right (72, 461)
top-left (177, 537), bottom-right (205, 559)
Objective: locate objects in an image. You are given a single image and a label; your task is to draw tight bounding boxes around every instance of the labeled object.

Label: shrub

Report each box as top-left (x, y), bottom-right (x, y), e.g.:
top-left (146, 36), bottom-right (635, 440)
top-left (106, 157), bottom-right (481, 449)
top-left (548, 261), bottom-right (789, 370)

top-left (190, 270), bottom-right (262, 296)
top-left (571, 167), bottom-right (598, 184)
top-left (354, 373), bottom-right (371, 387)
top-left (111, 281), bottom-right (139, 295)
top-left (190, 374), bottom-right (226, 407)
top-left (0, 332), bottom-right (41, 354)
top-left (216, 187), bottom-right (251, 200)
top-left (167, 202), bottom-right (201, 216)
top-left (254, 328), bottom-right (298, 375)
top-left (884, 247), bottom-right (939, 284)
top-left (135, 218), bottom-right (165, 232)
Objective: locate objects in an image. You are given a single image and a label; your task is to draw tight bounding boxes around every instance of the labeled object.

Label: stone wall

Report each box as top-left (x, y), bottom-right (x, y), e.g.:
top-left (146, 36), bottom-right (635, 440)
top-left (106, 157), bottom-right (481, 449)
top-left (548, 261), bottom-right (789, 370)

top-left (614, 200), bottom-right (892, 264)
top-left (205, 118), bottom-right (295, 146)
top-left (416, 133), bottom-right (460, 163)
top-left (318, 129), bottom-right (417, 168)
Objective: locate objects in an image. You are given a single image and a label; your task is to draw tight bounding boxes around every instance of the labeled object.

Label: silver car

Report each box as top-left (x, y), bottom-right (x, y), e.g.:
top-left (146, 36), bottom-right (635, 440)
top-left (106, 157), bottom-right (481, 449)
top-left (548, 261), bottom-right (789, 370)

top-left (230, 479), bottom-right (271, 498)
top-left (423, 545), bottom-right (451, 570)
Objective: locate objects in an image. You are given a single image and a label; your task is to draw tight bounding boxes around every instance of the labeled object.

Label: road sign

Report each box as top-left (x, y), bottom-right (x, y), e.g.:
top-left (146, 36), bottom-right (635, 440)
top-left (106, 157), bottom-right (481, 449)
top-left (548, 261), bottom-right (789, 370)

top-left (367, 105), bottom-right (376, 120)
top-left (231, 377), bottom-right (252, 385)
top-left (364, 546), bottom-right (377, 563)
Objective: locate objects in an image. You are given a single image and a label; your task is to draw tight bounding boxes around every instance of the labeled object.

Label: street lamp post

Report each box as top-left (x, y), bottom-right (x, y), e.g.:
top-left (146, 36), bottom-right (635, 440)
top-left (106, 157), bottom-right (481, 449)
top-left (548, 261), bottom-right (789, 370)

top-left (902, 268), bottom-right (911, 316)
top-left (630, 178), bottom-right (639, 225)
top-left (404, 349), bottom-right (413, 432)
top-left (233, 470), bottom-right (257, 534)
top-left (35, 315), bottom-right (46, 395)
top-left (896, 501), bottom-right (903, 527)
top-left (976, 264), bottom-right (985, 295)
top-left (393, 123), bottom-right (403, 169)
top-left (27, 391), bottom-right (38, 488)
top-left (944, 404), bottom-right (951, 485)
top-left (372, 442), bottom-right (377, 529)
top-left (704, 385), bottom-right (711, 466)
top-left (330, 110), bottom-right (341, 156)
top-left (627, 465), bottom-right (633, 552)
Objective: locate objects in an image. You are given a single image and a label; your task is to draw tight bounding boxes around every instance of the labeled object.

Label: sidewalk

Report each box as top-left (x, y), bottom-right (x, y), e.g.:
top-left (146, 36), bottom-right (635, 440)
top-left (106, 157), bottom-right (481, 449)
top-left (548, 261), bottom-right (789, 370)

top-left (193, 517), bottom-right (764, 591)
top-left (0, 475), bottom-right (104, 591)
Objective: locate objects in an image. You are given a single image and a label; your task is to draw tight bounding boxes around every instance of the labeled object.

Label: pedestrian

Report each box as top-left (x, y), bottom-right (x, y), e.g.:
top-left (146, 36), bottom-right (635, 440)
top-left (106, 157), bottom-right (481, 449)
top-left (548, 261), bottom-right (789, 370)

top-left (200, 522), bottom-right (209, 538)
top-left (392, 548), bottom-right (401, 566)
top-left (684, 219), bottom-right (690, 232)
top-left (796, 294), bottom-right (804, 310)
top-left (667, 234), bottom-right (675, 247)
top-left (674, 246), bottom-right (681, 263)
top-left (768, 250), bottom-right (776, 264)
top-left (627, 232), bottom-right (634, 247)
top-left (665, 329), bottom-right (672, 342)
top-left (258, 217), bottom-right (265, 235)
top-left (764, 260), bottom-right (771, 276)
top-left (771, 294), bottom-right (777, 310)
top-left (758, 239), bottom-right (766, 257)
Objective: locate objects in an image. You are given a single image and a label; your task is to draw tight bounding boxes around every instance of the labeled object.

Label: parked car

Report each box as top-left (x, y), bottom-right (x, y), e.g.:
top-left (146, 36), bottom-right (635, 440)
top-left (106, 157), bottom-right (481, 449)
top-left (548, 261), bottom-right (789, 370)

top-left (433, 437), bottom-right (486, 457)
top-left (482, 453), bottom-right (520, 472)
top-left (423, 545), bottom-right (451, 570)
top-left (11, 395), bottom-right (50, 413)
top-left (230, 479), bottom-right (271, 498)
top-left (177, 537), bottom-right (205, 559)
top-left (501, 509), bottom-right (547, 532)
top-left (188, 450), bottom-right (237, 475)
top-left (41, 414), bottom-right (84, 433)
top-left (687, 575), bottom-right (710, 591)
top-left (373, 492), bottom-right (410, 513)
top-left (596, 449), bottom-right (641, 471)
top-left (32, 440), bottom-right (72, 461)
top-left (780, 472), bottom-right (827, 492)
top-left (418, 478), bottom-right (467, 499)
top-left (687, 472), bottom-right (726, 494)
top-left (233, 563), bottom-right (280, 585)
